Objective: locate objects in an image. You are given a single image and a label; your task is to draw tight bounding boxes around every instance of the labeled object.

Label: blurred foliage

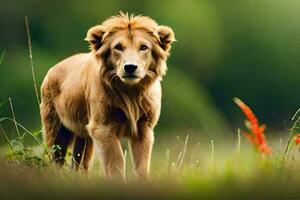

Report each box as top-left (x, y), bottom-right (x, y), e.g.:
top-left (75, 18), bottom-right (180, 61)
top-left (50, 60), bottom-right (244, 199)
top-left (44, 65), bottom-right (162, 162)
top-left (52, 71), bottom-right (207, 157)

top-left (0, 0), bottom-right (300, 137)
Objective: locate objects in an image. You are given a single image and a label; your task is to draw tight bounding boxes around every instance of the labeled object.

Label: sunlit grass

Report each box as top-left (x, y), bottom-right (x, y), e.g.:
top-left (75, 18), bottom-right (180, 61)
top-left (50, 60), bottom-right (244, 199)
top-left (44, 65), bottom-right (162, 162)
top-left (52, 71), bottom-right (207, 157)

top-left (2, 132), bottom-right (300, 199)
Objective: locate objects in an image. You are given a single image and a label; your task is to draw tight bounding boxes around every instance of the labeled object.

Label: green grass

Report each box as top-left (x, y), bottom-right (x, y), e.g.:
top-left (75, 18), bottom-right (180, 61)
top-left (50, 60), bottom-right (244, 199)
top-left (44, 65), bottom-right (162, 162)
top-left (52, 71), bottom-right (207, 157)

top-left (2, 128), bottom-right (300, 200)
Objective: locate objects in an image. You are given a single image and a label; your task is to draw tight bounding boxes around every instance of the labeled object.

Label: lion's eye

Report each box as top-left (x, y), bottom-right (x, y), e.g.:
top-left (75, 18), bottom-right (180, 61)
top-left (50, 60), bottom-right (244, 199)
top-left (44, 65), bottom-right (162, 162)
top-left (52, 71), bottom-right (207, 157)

top-left (140, 45), bottom-right (148, 51)
top-left (114, 44), bottom-right (123, 51)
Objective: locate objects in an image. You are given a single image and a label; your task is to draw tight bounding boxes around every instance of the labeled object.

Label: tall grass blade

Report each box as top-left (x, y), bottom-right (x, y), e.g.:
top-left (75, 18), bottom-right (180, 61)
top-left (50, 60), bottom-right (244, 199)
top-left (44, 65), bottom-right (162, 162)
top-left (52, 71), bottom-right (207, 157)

top-left (292, 107), bottom-right (300, 121)
top-left (124, 149), bottom-right (127, 162)
top-left (8, 97), bottom-right (21, 138)
top-left (236, 128), bottom-right (241, 161)
top-left (211, 139), bottom-right (215, 173)
top-left (173, 134), bottom-right (189, 174)
top-left (0, 117), bottom-right (43, 145)
top-left (177, 134), bottom-right (189, 172)
top-left (165, 149), bottom-right (170, 171)
top-left (0, 50), bottom-right (5, 64)
top-left (25, 16), bottom-right (40, 106)
top-left (281, 108), bottom-right (300, 167)
top-left (0, 123), bottom-right (15, 153)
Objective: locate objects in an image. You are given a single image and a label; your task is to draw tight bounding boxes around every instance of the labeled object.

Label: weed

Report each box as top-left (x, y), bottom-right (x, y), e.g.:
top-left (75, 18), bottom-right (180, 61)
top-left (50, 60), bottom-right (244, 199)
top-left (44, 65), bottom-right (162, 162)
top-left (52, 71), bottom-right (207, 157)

top-left (0, 97), bottom-right (48, 167)
top-left (281, 107), bottom-right (300, 166)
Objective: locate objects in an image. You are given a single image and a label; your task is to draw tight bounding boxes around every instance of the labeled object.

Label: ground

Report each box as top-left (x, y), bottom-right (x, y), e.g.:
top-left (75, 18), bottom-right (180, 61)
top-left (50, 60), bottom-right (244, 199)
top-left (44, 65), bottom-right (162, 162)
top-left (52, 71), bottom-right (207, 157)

top-left (1, 133), bottom-right (300, 200)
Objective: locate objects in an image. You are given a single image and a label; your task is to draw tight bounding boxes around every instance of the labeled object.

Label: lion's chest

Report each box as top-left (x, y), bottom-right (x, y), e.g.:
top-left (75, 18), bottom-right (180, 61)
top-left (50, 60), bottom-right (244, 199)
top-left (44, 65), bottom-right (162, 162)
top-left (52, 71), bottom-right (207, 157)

top-left (106, 107), bottom-right (128, 124)
top-left (103, 103), bottom-right (152, 137)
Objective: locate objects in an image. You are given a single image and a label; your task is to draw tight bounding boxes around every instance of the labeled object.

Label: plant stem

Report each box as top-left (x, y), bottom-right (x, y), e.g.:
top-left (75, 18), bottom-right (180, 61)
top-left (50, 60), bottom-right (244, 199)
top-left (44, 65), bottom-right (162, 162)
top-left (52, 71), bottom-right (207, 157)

top-left (281, 114), bottom-right (300, 167)
top-left (0, 117), bottom-right (43, 145)
top-left (211, 139), bottom-right (215, 173)
top-left (0, 123), bottom-right (15, 153)
top-left (25, 16), bottom-right (40, 106)
top-left (177, 134), bottom-right (189, 173)
top-left (237, 128), bottom-right (241, 160)
top-left (292, 107), bottom-right (300, 121)
top-left (0, 50), bottom-right (5, 64)
top-left (8, 97), bottom-right (21, 138)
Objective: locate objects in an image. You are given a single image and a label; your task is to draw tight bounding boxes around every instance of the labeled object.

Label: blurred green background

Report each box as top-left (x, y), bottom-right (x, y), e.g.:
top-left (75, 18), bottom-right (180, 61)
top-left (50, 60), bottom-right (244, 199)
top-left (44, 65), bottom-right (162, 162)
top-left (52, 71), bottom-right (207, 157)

top-left (0, 0), bottom-right (299, 138)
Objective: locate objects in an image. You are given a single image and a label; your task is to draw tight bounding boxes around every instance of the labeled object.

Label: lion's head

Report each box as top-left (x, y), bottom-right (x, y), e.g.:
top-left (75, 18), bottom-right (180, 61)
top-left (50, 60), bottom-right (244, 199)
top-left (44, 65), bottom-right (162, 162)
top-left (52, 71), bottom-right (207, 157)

top-left (85, 12), bottom-right (175, 88)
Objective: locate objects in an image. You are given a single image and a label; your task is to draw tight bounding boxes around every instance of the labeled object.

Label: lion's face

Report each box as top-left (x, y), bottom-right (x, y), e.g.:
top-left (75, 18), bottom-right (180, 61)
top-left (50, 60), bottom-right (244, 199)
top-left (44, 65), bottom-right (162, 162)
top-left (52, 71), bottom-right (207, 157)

top-left (110, 33), bottom-right (154, 84)
top-left (85, 13), bottom-right (175, 86)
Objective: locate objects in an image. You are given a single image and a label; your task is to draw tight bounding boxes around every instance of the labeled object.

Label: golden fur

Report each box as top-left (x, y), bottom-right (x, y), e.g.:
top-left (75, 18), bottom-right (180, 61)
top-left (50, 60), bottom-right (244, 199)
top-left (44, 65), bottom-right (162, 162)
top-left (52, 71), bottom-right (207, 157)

top-left (40, 12), bottom-right (175, 180)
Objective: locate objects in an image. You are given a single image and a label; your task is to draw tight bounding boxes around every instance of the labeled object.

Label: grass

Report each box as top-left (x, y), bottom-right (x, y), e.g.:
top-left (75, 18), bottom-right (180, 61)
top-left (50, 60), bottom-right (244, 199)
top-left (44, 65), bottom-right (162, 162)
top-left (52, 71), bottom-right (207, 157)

top-left (2, 129), bottom-right (300, 199)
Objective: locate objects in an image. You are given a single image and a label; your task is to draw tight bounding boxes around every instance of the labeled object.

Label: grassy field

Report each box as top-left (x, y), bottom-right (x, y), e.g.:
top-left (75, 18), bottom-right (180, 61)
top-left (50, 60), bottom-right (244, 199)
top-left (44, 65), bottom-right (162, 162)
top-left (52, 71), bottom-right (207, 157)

top-left (1, 127), bottom-right (300, 200)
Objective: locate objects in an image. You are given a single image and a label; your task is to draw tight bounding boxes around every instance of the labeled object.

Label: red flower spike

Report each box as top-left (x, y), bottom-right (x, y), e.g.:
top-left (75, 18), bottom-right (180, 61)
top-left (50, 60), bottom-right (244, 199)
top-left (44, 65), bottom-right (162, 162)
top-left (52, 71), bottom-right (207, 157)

top-left (294, 134), bottom-right (300, 145)
top-left (234, 97), bottom-right (272, 156)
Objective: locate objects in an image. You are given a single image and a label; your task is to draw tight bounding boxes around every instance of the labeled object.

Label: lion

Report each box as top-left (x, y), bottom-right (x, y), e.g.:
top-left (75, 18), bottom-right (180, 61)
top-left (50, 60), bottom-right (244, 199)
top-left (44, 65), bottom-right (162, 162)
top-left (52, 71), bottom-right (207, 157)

top-left (40, 12), bottom-right (175, 180)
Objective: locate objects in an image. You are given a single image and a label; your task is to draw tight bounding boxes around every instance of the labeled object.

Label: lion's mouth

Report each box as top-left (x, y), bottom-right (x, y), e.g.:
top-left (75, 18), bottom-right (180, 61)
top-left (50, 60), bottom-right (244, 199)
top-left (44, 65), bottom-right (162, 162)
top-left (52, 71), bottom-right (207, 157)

top-left (122, 74), bottom-right (140, 80)
top-left (120, 74), bottom-right (142, 84)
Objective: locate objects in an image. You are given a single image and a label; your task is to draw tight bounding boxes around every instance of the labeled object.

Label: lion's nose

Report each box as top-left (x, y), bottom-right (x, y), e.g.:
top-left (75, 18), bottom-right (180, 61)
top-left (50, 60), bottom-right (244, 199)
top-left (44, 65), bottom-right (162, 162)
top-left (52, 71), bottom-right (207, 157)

top-left (124, 64), bottom-right (137, 74)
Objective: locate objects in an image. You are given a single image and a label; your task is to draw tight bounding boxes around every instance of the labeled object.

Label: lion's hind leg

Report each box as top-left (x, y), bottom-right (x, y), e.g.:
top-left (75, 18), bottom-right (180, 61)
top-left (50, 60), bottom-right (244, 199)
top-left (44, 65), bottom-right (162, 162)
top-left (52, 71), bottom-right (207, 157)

top-left (40, 87), bottom-right (73, 165)
top-left (51, 125), bottom-right (73, 165)
top-left (72, 136), bottom-right (94, 171)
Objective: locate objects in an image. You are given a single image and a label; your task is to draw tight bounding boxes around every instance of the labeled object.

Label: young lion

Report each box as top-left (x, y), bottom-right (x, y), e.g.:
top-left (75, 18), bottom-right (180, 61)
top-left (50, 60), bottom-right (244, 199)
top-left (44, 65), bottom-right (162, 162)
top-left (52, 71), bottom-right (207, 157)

top-left (40, 12), bottom-right (175, 180)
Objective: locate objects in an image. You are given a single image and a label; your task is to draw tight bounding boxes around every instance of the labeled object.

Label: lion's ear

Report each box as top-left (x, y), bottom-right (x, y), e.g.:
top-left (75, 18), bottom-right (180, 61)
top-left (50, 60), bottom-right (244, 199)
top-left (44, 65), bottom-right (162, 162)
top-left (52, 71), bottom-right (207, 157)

top-left (85, 25), bottom-right (106, 51)
top-left (157, 26), bottom-right (175, 53)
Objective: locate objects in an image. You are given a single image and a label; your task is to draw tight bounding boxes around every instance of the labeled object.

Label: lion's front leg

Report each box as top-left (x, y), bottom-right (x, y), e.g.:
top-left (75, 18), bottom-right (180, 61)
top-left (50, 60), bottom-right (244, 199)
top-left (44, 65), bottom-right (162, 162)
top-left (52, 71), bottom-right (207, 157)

top-left (87, 123), bottom-right (125, 180)
top-left (129, 127), bottom-right (154, 180)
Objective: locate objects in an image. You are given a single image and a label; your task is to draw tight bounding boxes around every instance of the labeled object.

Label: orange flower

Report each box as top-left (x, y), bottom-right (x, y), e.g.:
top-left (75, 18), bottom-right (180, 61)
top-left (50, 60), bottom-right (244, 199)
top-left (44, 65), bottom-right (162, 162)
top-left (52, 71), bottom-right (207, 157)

top-left (294, 134), bottom-right (300, 145)
top-left (234, 97), bottom-right (272, 155)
